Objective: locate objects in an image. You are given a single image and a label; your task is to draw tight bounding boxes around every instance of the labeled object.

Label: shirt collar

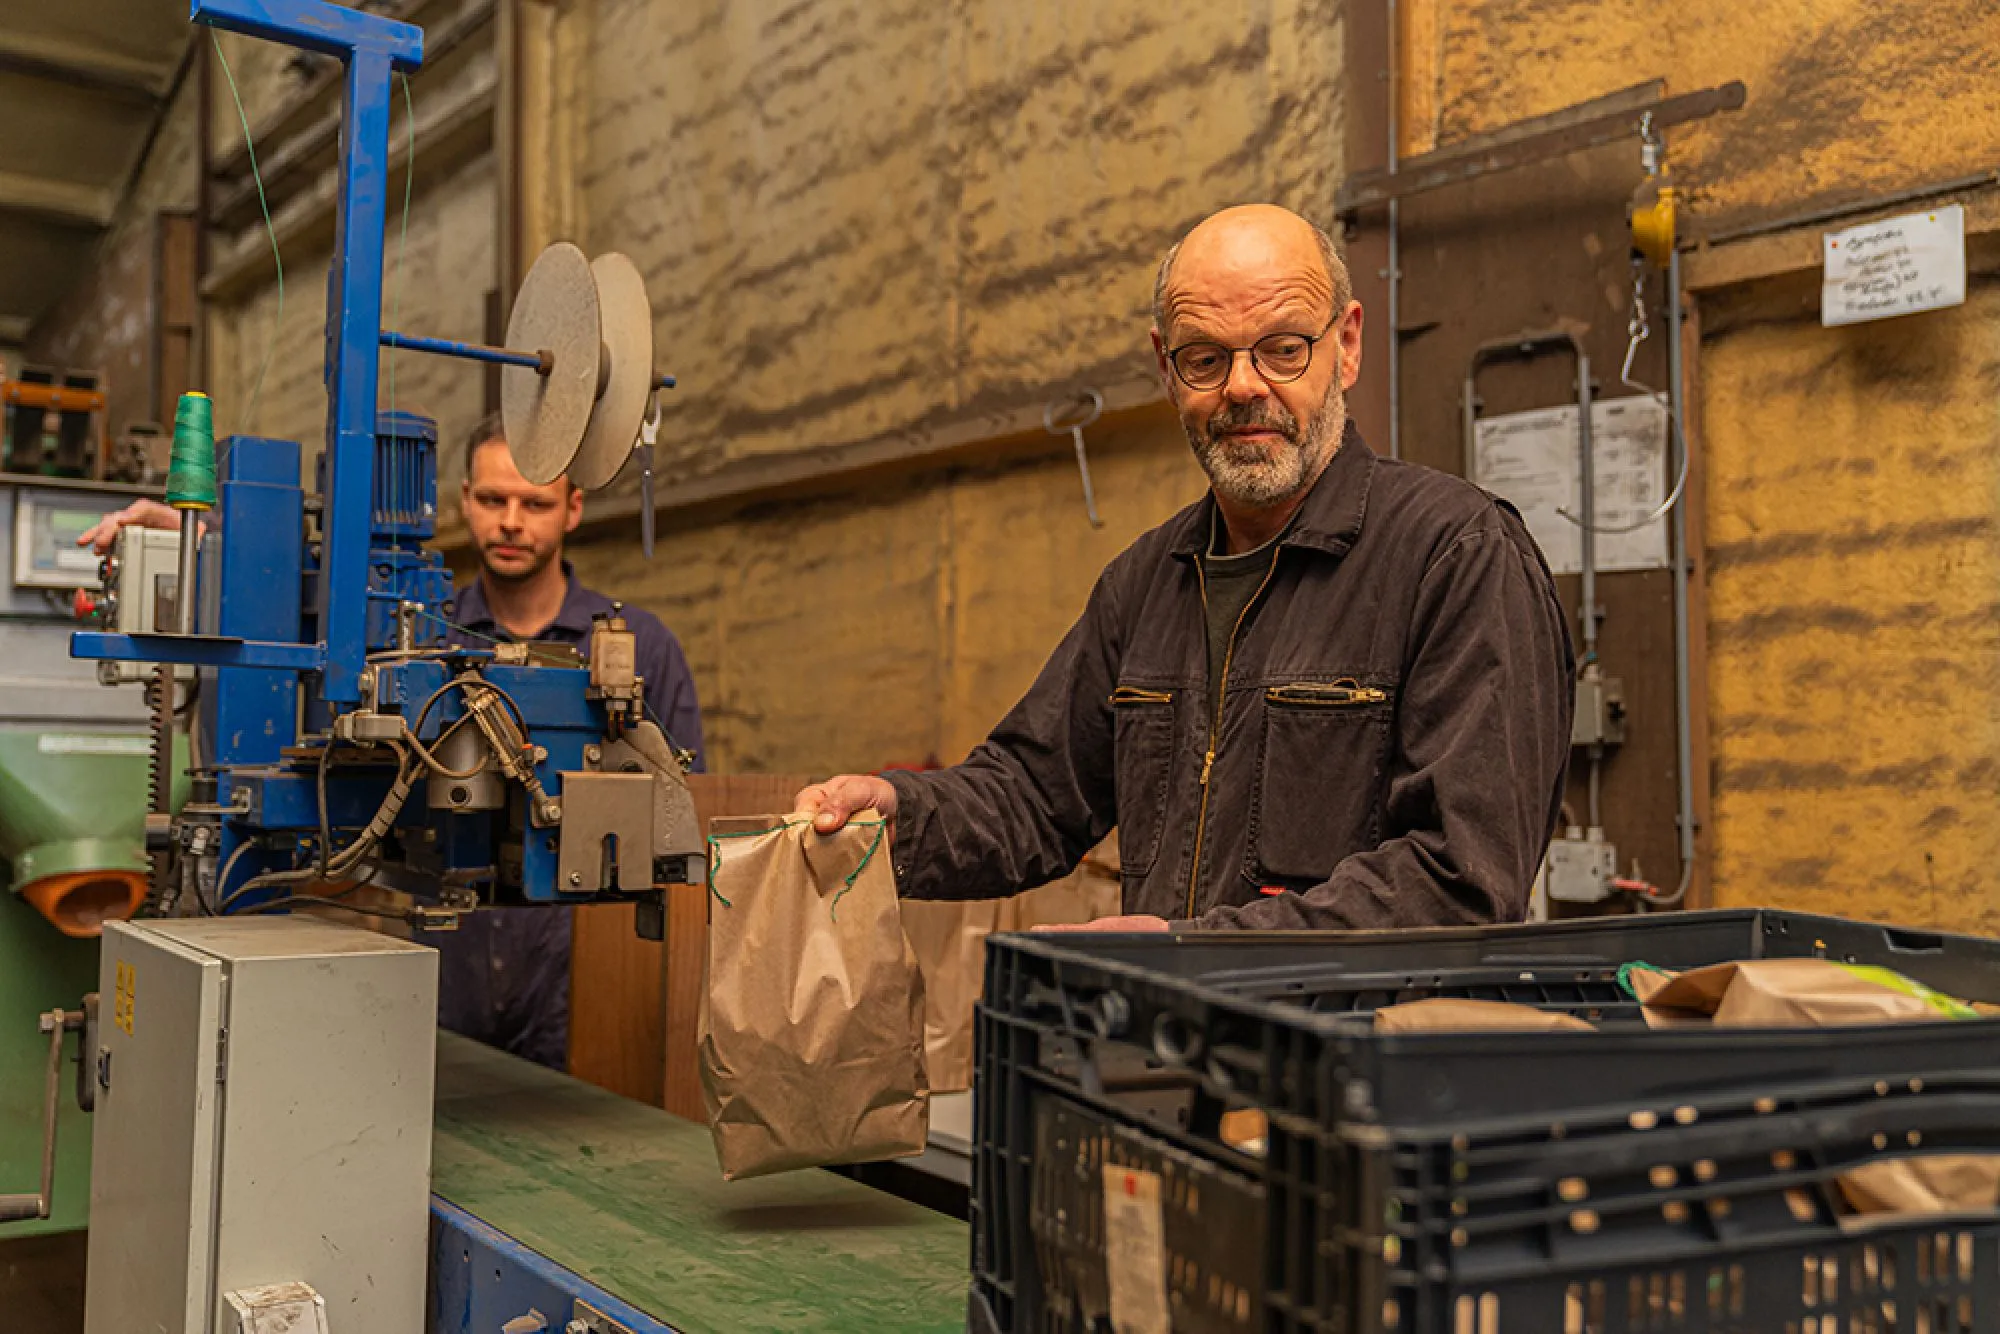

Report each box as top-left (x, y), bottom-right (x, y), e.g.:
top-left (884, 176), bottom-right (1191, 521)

top-left (454, 561), bottom-right (599, 640)
top-left (1171, 419), bottom-right (1375, 561)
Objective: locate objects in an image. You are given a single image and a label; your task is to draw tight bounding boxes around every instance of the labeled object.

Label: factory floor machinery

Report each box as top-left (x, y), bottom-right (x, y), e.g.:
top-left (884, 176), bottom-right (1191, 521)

top-left (0, 1), bottom-right (974, 1331)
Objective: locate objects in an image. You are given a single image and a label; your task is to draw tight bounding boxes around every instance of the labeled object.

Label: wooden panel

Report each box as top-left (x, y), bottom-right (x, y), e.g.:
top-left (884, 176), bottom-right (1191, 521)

top-left (567, 903), bottom-right (664, 1105)
top-left (1385, 135), bottom-right (1687, 911)
top-left (565, 774), bottom-right (812, 1119)
top-left (154, 210), bottom-right (198, 429)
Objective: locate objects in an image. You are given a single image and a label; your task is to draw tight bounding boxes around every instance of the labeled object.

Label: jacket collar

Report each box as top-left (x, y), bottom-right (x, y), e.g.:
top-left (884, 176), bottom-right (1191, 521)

top-left (1170, 420), bottom-right (1376, 560)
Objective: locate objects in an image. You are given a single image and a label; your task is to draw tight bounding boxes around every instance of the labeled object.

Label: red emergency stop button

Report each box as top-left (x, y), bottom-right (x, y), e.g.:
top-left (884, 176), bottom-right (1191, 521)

top-left (72, 589), bottom-right (97, 620)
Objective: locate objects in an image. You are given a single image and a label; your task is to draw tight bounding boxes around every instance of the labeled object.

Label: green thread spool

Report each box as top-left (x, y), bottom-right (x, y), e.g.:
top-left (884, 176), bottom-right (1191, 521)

top-left (167, 391), bottom-right (217, 511)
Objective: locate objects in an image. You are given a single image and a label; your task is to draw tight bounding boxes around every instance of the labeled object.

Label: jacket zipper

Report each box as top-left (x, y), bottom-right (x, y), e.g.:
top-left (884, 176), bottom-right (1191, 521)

top-left (1110, 685), bottom-right (1175, 707)
top-left (1266, 680), bottom-right (1388, 706)
top-left (1186, 557), bottom-right (1282, 919)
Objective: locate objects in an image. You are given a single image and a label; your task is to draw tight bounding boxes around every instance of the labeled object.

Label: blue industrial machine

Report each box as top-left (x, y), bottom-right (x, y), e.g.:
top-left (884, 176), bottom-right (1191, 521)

top-left (70, 0), bottom-right (699, 933)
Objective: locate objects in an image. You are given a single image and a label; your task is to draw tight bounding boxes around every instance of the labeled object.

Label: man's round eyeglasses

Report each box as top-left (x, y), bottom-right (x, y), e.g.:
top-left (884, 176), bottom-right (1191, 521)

top-left (1167, 316), bottom-right (1337, 392)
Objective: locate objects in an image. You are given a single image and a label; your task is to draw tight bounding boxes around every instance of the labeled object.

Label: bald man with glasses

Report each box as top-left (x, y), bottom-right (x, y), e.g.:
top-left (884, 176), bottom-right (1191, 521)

top-left (801, 203), bottom-right (1574, 932)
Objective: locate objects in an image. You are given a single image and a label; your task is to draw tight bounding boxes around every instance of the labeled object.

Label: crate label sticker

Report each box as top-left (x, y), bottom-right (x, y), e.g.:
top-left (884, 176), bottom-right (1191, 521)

top-left (1102, 1165), bottom-right (1170, 1334)
top-left (114, 961), bottom-right (135, 1036)
top-left (37, 733), bottom-right (151, 756)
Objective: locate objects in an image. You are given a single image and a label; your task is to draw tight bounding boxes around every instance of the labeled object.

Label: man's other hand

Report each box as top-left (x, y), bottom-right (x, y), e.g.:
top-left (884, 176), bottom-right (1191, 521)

top-left (76, 499), bottom-right (181, 555)
top-left (794, 775), bottom-right (899, 833)
top-left (1031, 915), bottom-right (1171, 933)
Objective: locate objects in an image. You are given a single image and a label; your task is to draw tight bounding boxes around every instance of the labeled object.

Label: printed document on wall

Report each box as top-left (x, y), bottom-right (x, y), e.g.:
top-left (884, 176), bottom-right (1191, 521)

top-left (1471, 395), bottom-right (1671, 577)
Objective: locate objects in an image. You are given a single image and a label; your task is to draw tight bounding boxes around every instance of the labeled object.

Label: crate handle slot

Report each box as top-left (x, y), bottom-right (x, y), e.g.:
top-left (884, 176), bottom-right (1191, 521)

top-left (1883, 928), bottom-right (1947, 954)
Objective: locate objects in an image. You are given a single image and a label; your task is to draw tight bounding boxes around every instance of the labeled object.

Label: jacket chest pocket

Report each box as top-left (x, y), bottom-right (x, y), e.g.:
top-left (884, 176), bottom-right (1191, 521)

top-left (1110, 685), bottom-right (1176, 879)
top-left (1246, 680), bottom-right (1393, 885)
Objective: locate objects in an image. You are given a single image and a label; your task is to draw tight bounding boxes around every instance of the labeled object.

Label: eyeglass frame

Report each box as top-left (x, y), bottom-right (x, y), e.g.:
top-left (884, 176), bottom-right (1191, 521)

top-left (1163, 314), bottom-right (1340, 391)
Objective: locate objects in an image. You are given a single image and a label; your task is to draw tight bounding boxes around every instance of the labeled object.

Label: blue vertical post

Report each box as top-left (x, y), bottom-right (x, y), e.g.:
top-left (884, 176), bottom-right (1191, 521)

top-left (191, 0), bottom-right (423, 703)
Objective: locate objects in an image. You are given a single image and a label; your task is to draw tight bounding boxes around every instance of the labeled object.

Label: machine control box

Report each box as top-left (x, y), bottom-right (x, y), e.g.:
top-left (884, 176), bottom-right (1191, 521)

top-left (84, 918), bottom-right (436, 1334)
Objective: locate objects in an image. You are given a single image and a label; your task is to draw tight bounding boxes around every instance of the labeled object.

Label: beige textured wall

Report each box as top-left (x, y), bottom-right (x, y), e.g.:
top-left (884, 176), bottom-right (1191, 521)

top-left (568, 404), bottom-right (1207, 774)
top-left (561, 0), bottom-right (1343, 772)
top-left (580, 0), bottom-right (1342, 481)
top-left (207, 154), bottom-right (497, 465)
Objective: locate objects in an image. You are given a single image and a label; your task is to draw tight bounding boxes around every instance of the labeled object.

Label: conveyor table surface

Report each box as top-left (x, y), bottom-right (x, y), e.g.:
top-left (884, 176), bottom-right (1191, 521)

top-left (432, 1034), bottom-right (968, 1332)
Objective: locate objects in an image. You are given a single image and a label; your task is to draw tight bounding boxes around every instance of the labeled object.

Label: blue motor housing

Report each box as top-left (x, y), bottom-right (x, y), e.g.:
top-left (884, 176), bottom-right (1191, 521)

top-left (316, 410), bottom-right (453, 651)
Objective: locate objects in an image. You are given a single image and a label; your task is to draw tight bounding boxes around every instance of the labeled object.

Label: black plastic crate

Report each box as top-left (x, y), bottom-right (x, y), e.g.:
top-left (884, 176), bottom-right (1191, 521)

top-left (968, 909), bottom-right (2000, 1334)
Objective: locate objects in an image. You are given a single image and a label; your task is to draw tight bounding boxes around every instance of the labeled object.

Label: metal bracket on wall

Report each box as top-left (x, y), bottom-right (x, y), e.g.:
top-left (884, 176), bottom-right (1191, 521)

top-left (1336, 80), bottom-right (1747, 216)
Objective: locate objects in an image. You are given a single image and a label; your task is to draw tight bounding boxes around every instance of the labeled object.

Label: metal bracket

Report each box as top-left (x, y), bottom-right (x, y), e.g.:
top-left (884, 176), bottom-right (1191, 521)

top-left (554, 772), bottom-right (653, 894)
top-left (569, 1298), bottom-right (637, 1334)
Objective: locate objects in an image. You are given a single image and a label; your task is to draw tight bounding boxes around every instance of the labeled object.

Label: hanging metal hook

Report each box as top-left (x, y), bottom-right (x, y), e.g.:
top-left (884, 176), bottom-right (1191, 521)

top-left (1556, 261), bottom-right (1689, 535)
top-left (1044, 388), bottom-right (1105, 528)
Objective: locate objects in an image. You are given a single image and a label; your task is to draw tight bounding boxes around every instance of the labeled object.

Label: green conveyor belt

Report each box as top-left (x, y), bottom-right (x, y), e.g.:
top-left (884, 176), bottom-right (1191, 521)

top-left (431, 1034), bottom-right (969, 1333)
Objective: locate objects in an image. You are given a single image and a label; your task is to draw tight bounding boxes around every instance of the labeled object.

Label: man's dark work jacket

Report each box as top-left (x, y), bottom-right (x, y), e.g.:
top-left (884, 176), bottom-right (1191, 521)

top-left (885, 424), bottom-right (1574, 929)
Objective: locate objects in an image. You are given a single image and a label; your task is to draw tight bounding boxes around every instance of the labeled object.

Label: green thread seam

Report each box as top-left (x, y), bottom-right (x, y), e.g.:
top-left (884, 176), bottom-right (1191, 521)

top-left (706, 818), bottom-right (889, 918)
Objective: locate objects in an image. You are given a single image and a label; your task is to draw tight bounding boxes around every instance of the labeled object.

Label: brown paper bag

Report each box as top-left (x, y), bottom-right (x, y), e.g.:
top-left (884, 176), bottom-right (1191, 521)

top-left (699, 813), bottom-right (930, 1180)
top-left (1636, 958), bottom-right (1973, 1029)
top-left (900, 897), bottom-right (1007, 1094)
top-left (1372, 999), bottom-right (1596, 1033)
top-left (1633, 958), bottom-right (1997, 1219)
top-left (902, 832), bottom-right (1123, 1093)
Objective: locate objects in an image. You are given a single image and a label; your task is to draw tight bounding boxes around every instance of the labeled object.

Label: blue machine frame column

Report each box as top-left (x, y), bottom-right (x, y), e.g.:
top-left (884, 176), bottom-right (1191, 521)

top-left (192, 0), bottom-right (424, 704)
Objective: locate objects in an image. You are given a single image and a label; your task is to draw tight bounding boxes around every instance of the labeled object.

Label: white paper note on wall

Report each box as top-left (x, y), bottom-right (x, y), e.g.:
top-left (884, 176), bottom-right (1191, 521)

top-left (1822, 205), bottom-right (1966, 327)
top-left (1471, 395), bottom-right (1670, 577)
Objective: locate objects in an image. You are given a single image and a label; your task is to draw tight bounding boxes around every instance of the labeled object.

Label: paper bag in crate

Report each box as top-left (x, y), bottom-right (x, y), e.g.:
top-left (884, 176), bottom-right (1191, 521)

top-left (699, 813), bottom-right (930, 1180)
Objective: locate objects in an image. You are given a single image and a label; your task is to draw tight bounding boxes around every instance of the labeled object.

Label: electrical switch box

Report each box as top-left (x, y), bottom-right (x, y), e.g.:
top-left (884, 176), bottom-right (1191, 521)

top-left (84, 918), bottom-right (436, 1334)
top-left (1546, 828), bottom-right (1618, 904)
top-left (1571, 673), bottom-right (1627, 747)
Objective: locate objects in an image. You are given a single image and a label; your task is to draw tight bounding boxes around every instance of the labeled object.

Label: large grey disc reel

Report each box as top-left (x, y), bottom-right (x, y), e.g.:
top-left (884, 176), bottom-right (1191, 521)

top-left (500, 243), bottom-right (655, 489)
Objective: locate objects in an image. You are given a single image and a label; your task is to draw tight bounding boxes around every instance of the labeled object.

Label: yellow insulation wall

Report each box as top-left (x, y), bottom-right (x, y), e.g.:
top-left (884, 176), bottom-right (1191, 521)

top-left (1701, 289), bottom-right (2000, 934)
top-left (1412, 0), bottom-right (2000, 926)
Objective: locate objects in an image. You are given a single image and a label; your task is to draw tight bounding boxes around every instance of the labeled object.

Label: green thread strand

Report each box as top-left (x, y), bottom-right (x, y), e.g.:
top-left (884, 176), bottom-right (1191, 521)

top-left (705, 818), bottom-right (890, 915)
top-left (212, 35), bottom-right (282, 437)
top-left (387, 70), bottom-right (416, 420)
top-left (826, 820), bottom-right (887, 921)
top-left (1615, 961), bottom-right (1671, 999)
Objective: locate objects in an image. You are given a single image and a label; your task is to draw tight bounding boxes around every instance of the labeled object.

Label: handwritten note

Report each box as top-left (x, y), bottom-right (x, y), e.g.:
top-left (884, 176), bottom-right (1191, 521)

top-left (1471, 395), bottom-right (1671, 577)
top-left (1822, 205), bottom-right (1965, 327)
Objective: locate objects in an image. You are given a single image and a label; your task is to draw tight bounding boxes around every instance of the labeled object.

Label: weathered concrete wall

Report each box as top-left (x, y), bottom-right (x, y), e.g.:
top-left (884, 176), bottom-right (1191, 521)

top-left (25, 69), bottom-right (201, 435)
top-left (581, 0), bottom-right (1342, 481)
top-left (568, 403), bottom-right (1207, 774)
top-left (206, 154), bottom-right (497, 468)
top-left (561, 0), bottom-right (1342, 772)
top-left (1418, 0), bottom-right (2000, 925)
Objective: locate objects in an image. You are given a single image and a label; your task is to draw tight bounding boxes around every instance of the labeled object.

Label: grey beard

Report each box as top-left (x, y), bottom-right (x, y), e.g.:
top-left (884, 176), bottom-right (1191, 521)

top-left (1185, 385), bottom-right (1346, 508)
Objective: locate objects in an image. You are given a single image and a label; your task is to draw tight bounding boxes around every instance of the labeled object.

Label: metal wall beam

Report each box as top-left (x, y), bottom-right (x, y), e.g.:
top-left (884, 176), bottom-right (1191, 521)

top-left (0, 31), bottom-right (172, 101)
top-left (0, 172), bottom-right (116, 229)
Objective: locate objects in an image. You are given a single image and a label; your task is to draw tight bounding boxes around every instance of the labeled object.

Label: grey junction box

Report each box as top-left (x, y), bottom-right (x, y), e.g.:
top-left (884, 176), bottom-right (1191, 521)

top-left (85, 917), bottom-right (438, 1334)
